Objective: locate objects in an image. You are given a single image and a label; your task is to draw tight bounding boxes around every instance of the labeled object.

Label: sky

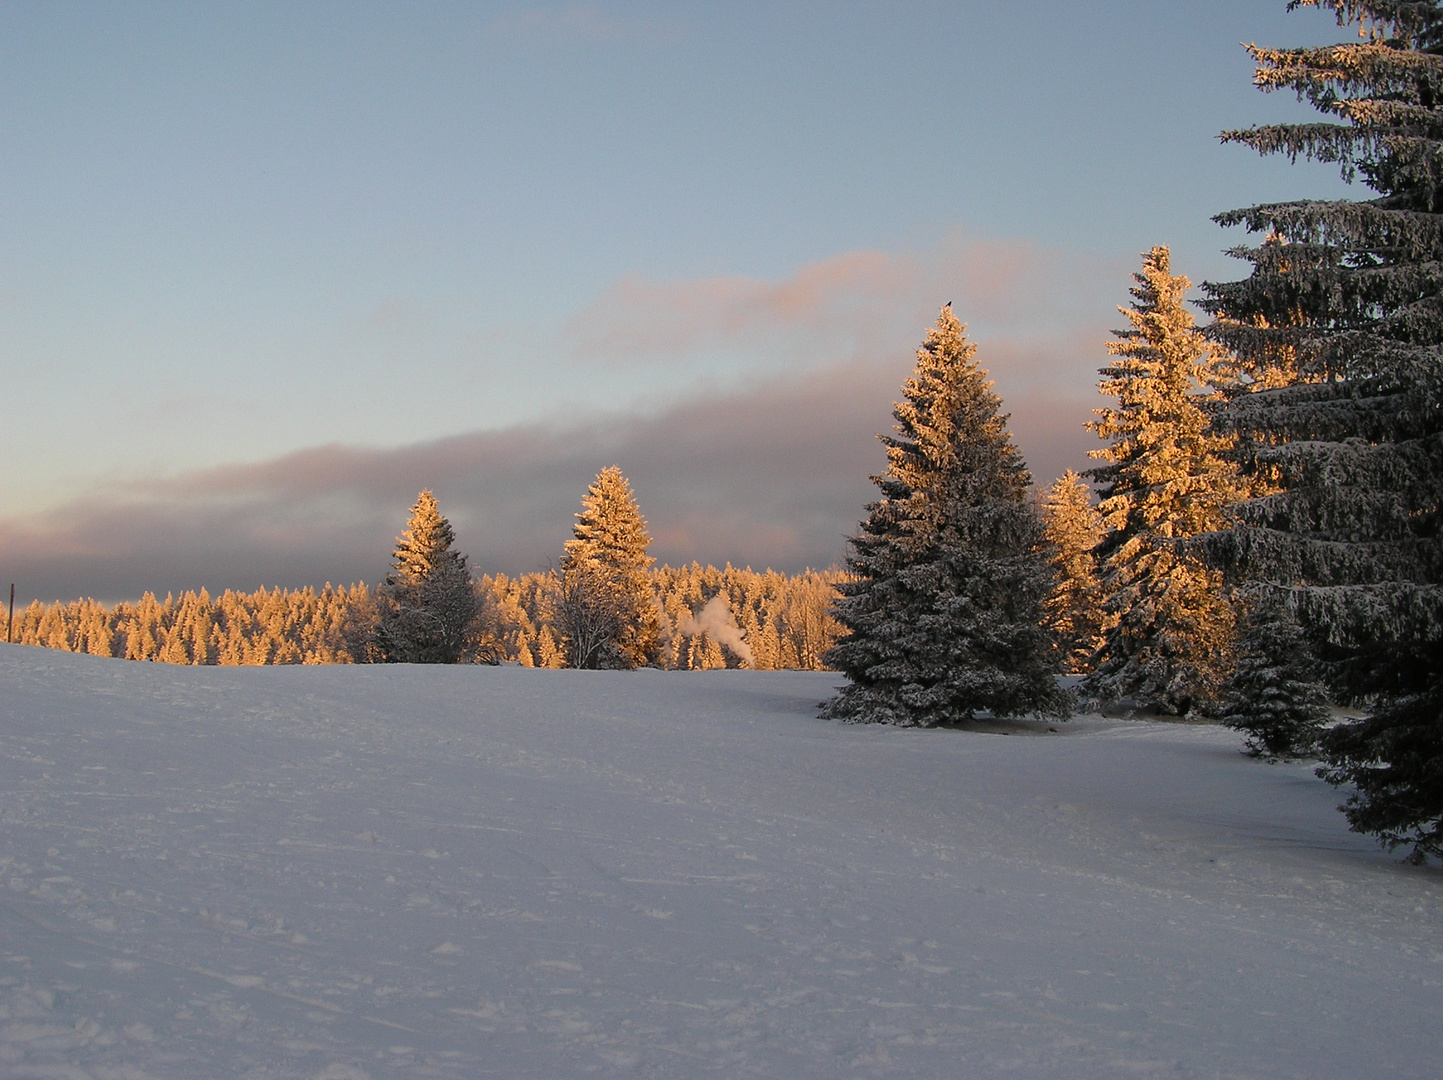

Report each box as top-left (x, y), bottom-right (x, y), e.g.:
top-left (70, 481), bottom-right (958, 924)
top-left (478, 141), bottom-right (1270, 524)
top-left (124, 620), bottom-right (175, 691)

top-left (0, 0), bottom-right (1357, 602)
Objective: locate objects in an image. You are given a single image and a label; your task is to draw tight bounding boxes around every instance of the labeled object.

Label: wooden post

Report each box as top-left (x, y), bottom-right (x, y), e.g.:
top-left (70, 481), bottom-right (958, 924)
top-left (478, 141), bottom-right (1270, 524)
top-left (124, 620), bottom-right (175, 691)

top-left (6, 583), bottom-right (12, 644)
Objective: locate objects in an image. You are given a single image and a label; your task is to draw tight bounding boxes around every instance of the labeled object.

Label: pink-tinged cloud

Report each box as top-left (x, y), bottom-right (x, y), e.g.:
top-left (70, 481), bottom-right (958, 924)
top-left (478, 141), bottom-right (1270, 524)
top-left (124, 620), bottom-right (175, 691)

top-left (564, 232), bottom-right (1128, 371)
top-left (0, 234), bottom-right (1132, 603)
top-left (0, 347), bottom-right (1102, 605)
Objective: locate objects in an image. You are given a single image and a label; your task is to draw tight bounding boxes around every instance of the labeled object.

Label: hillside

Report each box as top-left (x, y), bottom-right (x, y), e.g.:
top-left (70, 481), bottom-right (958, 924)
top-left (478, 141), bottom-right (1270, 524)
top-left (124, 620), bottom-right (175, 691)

top-left (1, 646), bottom-right (1439, 1078)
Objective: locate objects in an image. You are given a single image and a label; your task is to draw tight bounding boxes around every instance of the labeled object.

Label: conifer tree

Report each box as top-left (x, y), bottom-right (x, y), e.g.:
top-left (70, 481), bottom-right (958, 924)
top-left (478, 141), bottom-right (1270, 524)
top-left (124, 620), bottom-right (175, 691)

top-left (823, 305), bottom-right (1065, 726)
top-left (1202, 0), bottom-right (1443, 860)
top-left (536, 624), bottom-right (564, 669)
top-left (78, 601), bottom-right (116, 657)
top-left (1220, 597), bottom-right (1332, 759)
top-left (516, 633), bottom-right (535, 667)
top-left (1039, 470), bottom-right (1106, 673)
top-left (125, 593), bottom-right (165, 661)
top-left (1084, 248), bottom-right (1241, 715)
top-left (557, 466), bottom-right (659, 669)
top-left (376, 491), bottom-right (479, 664)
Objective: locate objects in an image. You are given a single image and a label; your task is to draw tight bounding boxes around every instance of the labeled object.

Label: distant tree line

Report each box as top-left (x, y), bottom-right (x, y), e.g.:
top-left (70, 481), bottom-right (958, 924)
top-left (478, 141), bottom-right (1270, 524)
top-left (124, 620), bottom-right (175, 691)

top-left (7, 484), bottom-right (842, 672)
top-left (9, 585), bottom-right (378, 665)
top-left (477, 563), bottom-right (842, 671)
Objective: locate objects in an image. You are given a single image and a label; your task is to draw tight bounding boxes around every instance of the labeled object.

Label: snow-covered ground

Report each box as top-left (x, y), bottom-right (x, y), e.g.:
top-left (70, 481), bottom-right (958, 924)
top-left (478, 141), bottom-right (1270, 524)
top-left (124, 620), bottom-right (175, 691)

top-left (1, 646), bottom-right (1439, 1079)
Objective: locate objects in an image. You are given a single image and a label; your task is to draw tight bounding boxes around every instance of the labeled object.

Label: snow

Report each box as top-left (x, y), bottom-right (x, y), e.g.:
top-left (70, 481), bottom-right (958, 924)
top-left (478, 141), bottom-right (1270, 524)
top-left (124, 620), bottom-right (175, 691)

top-left (1, 646), bottom-right (1440, 1079)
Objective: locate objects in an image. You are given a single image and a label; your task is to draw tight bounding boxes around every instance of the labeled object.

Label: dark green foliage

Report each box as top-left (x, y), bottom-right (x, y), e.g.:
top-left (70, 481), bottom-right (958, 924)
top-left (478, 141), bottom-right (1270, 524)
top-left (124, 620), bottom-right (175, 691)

top-left (1203, 0), bottom-right (1443, 856)
top-left (1318, 676), bottom-right (1443, 863)
top-left (1220, 598), bottom-right (1332, 758)
top-left (823, 306), bottom-right (1066, 726)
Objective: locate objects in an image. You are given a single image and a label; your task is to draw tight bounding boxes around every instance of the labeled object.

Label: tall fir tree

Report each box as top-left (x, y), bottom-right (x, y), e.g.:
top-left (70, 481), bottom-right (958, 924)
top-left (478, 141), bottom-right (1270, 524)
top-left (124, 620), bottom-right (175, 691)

top-left (1084, 247), bottom-right (1241, 715)
top-left (557, 466), bottom-right (659, 669)
top-left (1202, 1), bottom-right (1443, 860)
top-left (823, 306), bottom-right (1065, 726)
top-left (376, 491), bottom-right (479, 664)
top-left (1039, 470), bottom-right (1106, 673)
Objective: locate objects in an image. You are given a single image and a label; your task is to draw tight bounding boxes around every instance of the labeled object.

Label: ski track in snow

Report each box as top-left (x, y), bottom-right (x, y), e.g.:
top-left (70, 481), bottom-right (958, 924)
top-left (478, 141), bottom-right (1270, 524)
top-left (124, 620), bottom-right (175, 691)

top-left (0, 645), bottom-right (1439, 1079)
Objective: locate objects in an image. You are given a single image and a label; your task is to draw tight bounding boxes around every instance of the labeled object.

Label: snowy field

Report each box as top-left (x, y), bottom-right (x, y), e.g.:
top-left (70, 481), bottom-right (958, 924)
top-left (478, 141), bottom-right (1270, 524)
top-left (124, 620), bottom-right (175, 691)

top-left (1, 646), bottom-right (1440, 1079)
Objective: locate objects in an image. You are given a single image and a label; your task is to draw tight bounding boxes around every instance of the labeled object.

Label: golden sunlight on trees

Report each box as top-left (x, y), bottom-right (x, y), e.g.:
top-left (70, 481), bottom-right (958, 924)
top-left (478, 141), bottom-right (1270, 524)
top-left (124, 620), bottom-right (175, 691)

top-left (11, 565), bottom-right (847, 673)
top-left (1038, 470), bottom-right (1105, 674)
top-left (556, 466), bottom-right (659, 669)
top-left (1083, 247), bottom-right (1240, 716)
top-left (13, 0), bottom-right (1443, 870)
top-left (8, 586), bottom-right (377, 665)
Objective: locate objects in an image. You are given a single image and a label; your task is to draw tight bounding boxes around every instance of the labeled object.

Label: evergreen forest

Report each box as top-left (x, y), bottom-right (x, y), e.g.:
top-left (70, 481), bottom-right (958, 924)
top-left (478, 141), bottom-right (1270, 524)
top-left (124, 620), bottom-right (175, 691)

top-left (6, 562), bottom-right (844, 674)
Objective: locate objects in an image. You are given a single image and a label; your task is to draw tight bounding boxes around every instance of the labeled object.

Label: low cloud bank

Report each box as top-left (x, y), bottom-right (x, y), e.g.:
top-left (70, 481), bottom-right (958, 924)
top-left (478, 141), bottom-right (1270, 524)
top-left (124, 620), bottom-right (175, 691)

top-left (565, 232), bottom-right (1124, 376)
top-left (2, 233), bottom-right (1122, 603)
top-left (0, 344), bottom-right (1099, 605)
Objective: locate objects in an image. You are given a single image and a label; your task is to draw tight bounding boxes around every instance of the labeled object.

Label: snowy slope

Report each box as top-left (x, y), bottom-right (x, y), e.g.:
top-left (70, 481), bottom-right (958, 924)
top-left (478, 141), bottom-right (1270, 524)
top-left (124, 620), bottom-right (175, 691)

top-left (1, 645), bottom-right (1440, 1079)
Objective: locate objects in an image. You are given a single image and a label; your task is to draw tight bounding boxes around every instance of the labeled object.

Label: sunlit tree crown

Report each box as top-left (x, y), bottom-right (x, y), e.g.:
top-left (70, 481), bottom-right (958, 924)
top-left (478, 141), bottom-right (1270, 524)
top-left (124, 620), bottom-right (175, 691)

top-left (1090, 247), bottom-right (1239, 543)
top-left (1039, 470), bottom-right (1106, 673)
top-left (563, 466), bottom-right (654, 576)
top-left (878, 305), bottom-right (1030, 516)
top-left (1084, 248), bottom-right (1240, 715)
top-left (391, 491), bottom-right (459, 587)
top-left (557, 466), bottom-right (658, 669)
top-left (378, 490), bottom-right (477, 664)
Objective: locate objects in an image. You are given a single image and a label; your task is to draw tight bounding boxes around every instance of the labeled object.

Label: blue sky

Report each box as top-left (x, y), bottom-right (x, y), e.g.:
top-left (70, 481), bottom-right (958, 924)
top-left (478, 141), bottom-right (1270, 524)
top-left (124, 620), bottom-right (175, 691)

top-left (1, 1), bottom-right (1354, 599)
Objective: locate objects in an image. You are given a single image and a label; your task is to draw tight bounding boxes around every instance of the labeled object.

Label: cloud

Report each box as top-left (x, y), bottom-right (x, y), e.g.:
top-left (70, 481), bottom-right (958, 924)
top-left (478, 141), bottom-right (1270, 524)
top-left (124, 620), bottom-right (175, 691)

top-left (0, 343), bottom-right (1101, 604)
top-left (564, 231), bottom-right (1126, 376)
top-left (0, 233), bottom-right (1125, 604)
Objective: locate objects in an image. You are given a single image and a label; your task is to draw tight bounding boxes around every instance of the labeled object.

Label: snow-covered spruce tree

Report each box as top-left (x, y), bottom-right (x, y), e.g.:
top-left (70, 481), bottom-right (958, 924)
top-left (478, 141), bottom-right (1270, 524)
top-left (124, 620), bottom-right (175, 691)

top-left (822, 306), bottom-right (1066, 726)
top-left (1039, 470), bottom-right (1106, 673)
top-left (1202, 1), bottom-right (1443, 860)
top-left (1084, 247), bottom-right (1241, 715)
top-left (376, 491), bottom-right (480, 664)
top-left (557, 466), bottom-right (659, 669)
top-left (1220, 596), bottom-right (1332, 759)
